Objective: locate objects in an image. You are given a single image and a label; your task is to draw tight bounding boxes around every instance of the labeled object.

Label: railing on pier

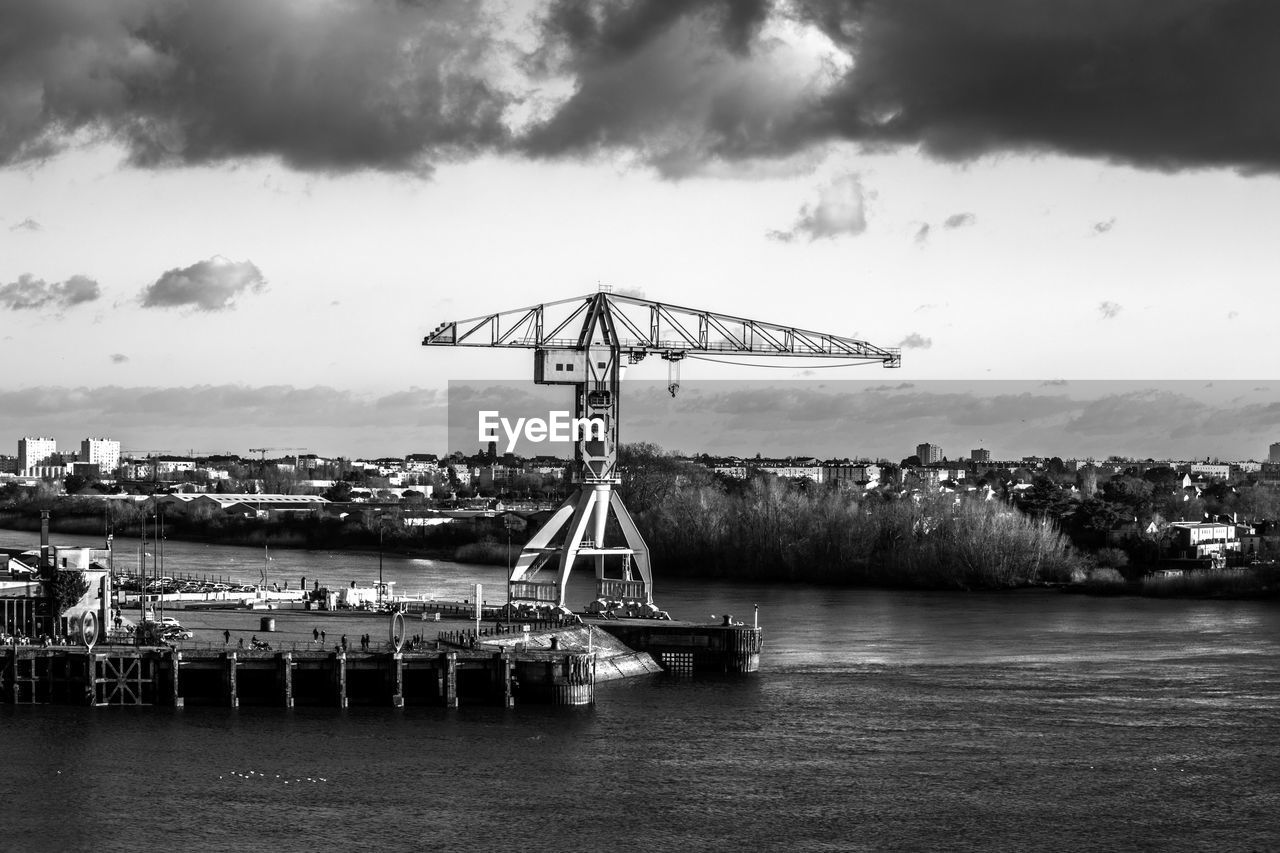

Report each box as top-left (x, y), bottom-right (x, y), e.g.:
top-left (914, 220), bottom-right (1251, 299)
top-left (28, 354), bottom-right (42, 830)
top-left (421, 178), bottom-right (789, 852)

top-left (596, 579), bottom-right (647, 601)
top-left (400, 601), bottom-right (504, 620)
top-left (437, 620), bottom-right (571, 649)
top-left (509, 581), bottom-right (559, 603)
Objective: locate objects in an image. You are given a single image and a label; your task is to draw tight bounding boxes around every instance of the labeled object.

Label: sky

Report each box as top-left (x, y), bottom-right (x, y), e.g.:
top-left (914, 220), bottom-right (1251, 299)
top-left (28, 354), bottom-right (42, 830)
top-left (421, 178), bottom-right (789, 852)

top-left (2, 0), bottom-right (1278, 460)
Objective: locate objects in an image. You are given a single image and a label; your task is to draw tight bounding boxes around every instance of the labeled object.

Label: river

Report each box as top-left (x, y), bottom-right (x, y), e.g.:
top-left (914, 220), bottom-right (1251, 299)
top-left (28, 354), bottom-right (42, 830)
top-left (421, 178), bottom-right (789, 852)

top-left (1, 531), bottom-right (1278, 851)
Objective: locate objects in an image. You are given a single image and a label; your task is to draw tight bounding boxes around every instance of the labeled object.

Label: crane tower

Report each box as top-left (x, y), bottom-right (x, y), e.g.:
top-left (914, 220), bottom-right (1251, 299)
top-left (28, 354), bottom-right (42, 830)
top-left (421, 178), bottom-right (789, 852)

top-left (424, 291), bottom-right (901, 617)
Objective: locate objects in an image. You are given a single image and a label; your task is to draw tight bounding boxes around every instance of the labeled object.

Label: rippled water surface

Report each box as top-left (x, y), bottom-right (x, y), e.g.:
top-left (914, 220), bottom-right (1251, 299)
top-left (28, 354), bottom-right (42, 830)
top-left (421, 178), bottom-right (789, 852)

top-left (2, 532), bottom-right (1278, 851)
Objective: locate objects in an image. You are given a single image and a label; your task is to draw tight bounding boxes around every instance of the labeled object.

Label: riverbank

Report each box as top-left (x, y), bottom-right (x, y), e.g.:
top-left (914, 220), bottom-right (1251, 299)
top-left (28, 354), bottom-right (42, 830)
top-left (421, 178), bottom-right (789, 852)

top-left (0, 513), bottom-right (474, 562)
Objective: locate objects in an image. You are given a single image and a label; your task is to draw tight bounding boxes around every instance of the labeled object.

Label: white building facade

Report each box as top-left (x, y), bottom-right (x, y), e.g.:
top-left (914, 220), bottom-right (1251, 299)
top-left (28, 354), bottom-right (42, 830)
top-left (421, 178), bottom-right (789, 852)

top-left (80, 437), bottom-right (121, 474)
top-left (18, 437), bottom-right (57, 474)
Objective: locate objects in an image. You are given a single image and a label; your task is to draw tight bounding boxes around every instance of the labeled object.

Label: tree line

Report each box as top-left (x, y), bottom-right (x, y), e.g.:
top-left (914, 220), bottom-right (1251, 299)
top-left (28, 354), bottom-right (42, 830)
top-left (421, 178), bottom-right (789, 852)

top-left (616, 444), bottom-right (1083, 588)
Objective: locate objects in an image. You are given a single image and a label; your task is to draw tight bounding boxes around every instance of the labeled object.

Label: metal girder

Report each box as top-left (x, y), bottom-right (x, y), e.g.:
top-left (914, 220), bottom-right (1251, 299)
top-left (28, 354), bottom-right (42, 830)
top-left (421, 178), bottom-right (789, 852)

top-left (423, 292), bottom-right (901, 366)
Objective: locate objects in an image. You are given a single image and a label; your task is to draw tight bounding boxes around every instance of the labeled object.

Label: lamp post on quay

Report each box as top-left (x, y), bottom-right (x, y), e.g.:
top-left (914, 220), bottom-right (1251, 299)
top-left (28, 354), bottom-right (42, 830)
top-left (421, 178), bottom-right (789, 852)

top-left (376, 510), bottom-right (384, 610)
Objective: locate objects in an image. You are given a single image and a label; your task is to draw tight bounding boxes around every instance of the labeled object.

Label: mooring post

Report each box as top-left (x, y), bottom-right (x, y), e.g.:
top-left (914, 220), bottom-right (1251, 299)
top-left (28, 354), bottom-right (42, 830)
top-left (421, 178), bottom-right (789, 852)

top-left (224, 651), bottom-right (238, 708)
top-left (334, 651), bottom-right (348, 709)
top-left (442, 651), bottom-right (458, 708)
top-left (278, 652), bottom-right (293, 708)
top-left (389, 652), bottom-right (404, 708)
top-left (501, 652), bottom-right (514, 708)
top-left (171, 650), bottom-right (184, 709)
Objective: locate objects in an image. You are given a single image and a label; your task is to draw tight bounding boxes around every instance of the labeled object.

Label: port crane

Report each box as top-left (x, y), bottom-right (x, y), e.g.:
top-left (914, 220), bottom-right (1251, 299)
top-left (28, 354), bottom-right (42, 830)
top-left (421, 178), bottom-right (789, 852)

top-left (248, 447), bottom-right (307, 461)
top-left (424, 290), bottom-right (901, 616)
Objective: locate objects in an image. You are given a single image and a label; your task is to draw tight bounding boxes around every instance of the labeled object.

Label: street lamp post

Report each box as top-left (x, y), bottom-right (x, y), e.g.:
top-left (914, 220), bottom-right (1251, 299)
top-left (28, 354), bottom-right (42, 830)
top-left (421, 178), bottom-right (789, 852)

top-left (158, 509), bottom-right (165, 627)
top-left (377, 511), bottom-right (384, 610)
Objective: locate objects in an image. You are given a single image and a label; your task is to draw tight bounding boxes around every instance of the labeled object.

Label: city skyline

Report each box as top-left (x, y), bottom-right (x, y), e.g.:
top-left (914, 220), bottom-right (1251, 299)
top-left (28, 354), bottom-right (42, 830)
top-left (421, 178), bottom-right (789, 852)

top-left (3, 3), bottom-right (1279, 460)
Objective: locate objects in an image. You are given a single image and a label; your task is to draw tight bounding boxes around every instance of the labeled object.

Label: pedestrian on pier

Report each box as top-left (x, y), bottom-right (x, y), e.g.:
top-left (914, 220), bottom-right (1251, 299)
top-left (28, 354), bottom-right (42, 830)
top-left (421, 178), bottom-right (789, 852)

top-left (223, 630), bottom-right (230, 645)
top-left (341, 634), bottom-right (347, 651)
top-left (301, 576), bottom-right (306, 589)
top-left (312, 627), bottom-right (319, 643)
top-left (238, 637), bottom-right (244, 649)
top-left (321, 629), bottom-right (326, 645)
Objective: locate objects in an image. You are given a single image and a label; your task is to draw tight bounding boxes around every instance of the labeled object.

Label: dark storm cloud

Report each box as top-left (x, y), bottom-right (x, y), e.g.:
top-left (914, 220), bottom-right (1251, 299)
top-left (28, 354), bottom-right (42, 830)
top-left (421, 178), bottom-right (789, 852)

top-left (7, 0), bottom-right (1280, 176)
top-left (0, 273), bottom-right (100, 310)
top-left (521, 0), bottom-right (787, 174)
top-left (522, 0), bottom-right (1280, 175)
top-left (0, 0), bottom-right (510, 173)
top-left (140, 257), bottom-right (265, 311)
top-left (797, 0), bottom-right (1280, 173)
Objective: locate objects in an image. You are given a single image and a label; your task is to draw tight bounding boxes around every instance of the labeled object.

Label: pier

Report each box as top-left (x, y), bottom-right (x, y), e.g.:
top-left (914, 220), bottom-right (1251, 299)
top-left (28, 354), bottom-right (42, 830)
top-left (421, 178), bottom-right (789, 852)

top-left (2, 643), bottom-right (600, 708)
top-left (0, 607), bottom-right (761, 707)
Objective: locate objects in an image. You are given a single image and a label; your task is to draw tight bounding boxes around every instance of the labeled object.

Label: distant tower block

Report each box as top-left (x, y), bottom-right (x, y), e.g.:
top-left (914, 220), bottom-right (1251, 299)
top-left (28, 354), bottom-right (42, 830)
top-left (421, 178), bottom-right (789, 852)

top-left (971, 448), bottom-right (991, 463)
top-left (1270, 442), bottom-right (1280, 463)
top-left (18, 436), bottom-right (57, 475)
top-left (916, 443), bottom-right (942, 464)
top-left (81, 438), bottom-right (121, 473)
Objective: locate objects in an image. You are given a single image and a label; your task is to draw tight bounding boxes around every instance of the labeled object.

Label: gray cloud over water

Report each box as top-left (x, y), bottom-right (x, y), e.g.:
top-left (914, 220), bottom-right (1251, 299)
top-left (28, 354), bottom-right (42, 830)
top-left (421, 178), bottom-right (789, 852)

top-left (0, 380), bottom-right (1274, 461)
top-left (445, 379), bottom-right (1280, 461)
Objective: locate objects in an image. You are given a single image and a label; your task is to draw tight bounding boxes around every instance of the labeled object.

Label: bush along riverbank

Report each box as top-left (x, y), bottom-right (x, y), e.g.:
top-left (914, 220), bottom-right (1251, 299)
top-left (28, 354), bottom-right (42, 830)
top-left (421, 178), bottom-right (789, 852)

top-left (1067, 564), bottom-right (1280, 599)
top-left (622, 472), bottom-right (1083, 589)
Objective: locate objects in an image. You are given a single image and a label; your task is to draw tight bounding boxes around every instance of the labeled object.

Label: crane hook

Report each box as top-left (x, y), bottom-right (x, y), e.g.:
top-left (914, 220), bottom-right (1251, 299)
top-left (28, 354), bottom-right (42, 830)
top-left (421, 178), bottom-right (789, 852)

top-left (665, 353), bottom-right (683, 397)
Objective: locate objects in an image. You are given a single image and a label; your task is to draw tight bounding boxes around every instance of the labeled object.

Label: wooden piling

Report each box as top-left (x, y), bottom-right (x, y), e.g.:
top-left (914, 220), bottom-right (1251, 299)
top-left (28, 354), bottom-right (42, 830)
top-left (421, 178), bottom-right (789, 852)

top-left (442, 651), bottom-right (458, 708)
top-left (170, 651), bottom-right (184, 709)
top-left (278, 652), bottom-right (294, 708)
top-left (333, 651), bottom-right (348, 708)
top-left (389, 653), bottom-right (404, 708)
top-left (223, 652), bottom-right (238, 708)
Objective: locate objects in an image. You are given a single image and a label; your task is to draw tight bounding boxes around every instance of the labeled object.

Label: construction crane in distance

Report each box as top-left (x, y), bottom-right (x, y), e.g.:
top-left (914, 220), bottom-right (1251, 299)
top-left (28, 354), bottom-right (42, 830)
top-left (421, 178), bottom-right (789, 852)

top-left (423, 289), bottom-right (902, 618)
top-left (248, 447), bottom-right (307, 461)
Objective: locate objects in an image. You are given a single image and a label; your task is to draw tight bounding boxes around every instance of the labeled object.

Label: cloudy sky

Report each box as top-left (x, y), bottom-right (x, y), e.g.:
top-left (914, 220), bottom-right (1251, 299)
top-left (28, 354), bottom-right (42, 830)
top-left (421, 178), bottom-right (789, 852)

top-left (2, 0), bottom-right (1278, 460)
